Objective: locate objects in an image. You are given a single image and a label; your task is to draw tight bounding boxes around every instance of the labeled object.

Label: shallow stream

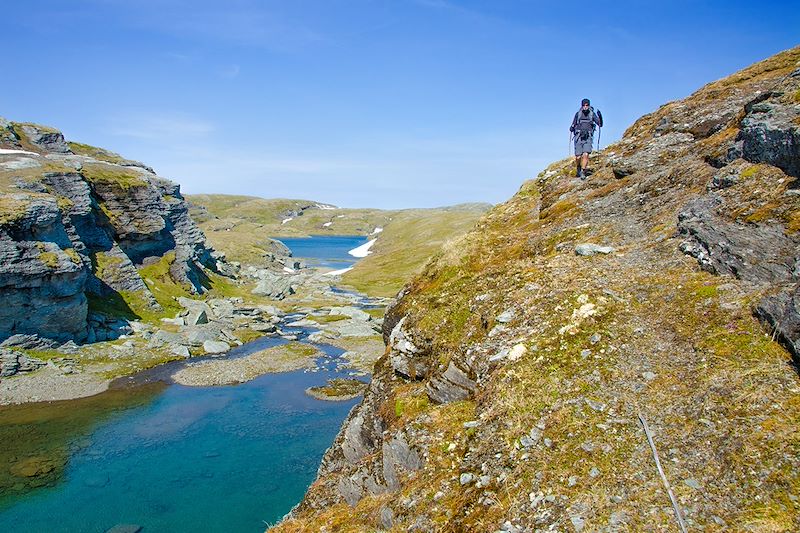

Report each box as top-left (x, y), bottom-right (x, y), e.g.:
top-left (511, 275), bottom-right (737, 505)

top-left (0, 236), bottom-right (378, 532)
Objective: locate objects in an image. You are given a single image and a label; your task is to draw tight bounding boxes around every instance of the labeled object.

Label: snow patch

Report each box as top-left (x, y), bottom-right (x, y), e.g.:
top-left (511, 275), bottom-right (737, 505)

top-left (0, 148), bottom-right (39, 156)
top-left (281, 218), bottom-right (292, 225)
top-left (323, 222), bottom-right (332, 227)
top-left (336, 215), bottom-right (345, 218)
top-left (370, 227), bottom-right (383, 235)
top-left (348, 239), bottom-right (376, 258)
top-left (324, 266), bottom-right (353, 276)
top-left (315, 203), bottom-right (337, 210)
top-left (283, 267), bottom-right (296, 274)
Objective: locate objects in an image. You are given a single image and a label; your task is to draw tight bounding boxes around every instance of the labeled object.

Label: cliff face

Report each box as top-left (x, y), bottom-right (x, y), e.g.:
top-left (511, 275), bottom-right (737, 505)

top-left (0, 119), bottom-right (222, 344)
top-left (274, 47), bottom-right (800, 531)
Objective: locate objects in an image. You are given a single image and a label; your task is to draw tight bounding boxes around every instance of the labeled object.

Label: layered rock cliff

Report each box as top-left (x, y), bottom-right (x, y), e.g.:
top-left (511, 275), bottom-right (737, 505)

top-left (0, 119), bottom-right (223, 345)
top-left (273, 47), bottom-right (800, 531)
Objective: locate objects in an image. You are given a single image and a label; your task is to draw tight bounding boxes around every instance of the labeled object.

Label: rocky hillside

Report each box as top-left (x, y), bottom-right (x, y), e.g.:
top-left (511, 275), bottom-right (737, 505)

top-left (272, 47), bottom-right (800, 531)
top-left (0, 119), bottom-right (225, 348)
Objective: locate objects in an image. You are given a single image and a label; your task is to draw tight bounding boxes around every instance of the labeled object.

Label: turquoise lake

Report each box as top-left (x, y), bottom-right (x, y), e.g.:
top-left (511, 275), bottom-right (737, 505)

top-left (0, 236), bottom-right (375, 533)
top-left (276, 235), bottom-right (367, 269)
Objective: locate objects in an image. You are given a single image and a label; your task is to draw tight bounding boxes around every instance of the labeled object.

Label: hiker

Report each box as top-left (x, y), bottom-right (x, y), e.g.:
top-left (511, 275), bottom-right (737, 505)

top-left (570, 98), bottom-right (603, 179)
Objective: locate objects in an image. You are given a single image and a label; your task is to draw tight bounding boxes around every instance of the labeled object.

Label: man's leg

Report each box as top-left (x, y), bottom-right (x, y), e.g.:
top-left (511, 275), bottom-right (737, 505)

top-left (575, 156), bottom-right (581, 176)
top-left (581, 152), bottom-right (589, 172)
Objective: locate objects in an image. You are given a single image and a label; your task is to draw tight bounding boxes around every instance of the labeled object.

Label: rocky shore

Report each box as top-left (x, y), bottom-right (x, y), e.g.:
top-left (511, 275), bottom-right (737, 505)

top-left (172, 343), bottom-right (320, 386)
top-left (0, 261), bottom-right (390, 405)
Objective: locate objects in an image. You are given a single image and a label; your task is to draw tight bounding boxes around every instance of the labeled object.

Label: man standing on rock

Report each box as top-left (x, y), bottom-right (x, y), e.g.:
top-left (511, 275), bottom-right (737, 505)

top-left (570, 98), bottom-right (603, 179)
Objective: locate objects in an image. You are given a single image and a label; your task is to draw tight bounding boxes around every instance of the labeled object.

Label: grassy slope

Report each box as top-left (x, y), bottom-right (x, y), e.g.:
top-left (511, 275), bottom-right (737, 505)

top-left (341, 205), bottom-right (490, 297)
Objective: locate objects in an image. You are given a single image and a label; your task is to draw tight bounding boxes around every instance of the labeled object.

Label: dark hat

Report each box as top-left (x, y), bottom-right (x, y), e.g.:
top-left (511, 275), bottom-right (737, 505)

top-left (581, 98), bottom-right (590, 106)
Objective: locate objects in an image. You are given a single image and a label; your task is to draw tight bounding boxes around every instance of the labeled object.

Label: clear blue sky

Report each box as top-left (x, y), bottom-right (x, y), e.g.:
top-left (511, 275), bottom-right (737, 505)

top-left (3, 1), bottom-right (798, 208)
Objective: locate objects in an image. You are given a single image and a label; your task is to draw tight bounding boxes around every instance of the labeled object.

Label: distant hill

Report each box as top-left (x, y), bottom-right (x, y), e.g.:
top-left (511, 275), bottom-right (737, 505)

top-left (187, 194), bottom-right (491, 296)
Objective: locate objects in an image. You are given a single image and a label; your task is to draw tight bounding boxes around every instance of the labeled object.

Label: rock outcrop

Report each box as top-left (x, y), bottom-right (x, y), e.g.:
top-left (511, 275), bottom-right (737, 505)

top-left (274, 47), bottom-right (800, 532)
top-left (0, 120), bottom-right (223, 344)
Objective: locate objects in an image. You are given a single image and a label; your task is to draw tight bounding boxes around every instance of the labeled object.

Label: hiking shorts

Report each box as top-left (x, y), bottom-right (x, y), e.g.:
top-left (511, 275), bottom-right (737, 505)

top-left (574, 134), bottom-right (593, 155)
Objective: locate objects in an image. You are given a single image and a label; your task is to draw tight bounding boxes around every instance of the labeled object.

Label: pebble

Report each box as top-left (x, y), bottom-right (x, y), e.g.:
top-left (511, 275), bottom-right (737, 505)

top-left (570, 515), bottom-right (586, 531)
top-left (575, 244), bottom-right (615, 256)
top-left (642, 371), bottom-right (657, 381)
top-left (508, 344), bottom-right (527, 361)
top-left (496, 310), bottom-right (515, 323)
top-left (460, 473), bottom-right (474, 485)
top-left (684, 478), bottom-right (702, 490)
top-left (589, 467), bottom-right (600, 478)
top-left (581, 442), bottom-right (595, 453)
top-left (433, 491), bottom-right (444, 501)
top-left (463, 420), bottom-right (480, 428)
top-left (544, 438), bottom-right (553, 448)
top-left (589, 333), bottom-right (602, 344)
top-left (580, 349), bottom-right (592, 358)
top-left (585, 398), bottom-right (605, 411)
top-left (568, 475), bottom-right (579, 487)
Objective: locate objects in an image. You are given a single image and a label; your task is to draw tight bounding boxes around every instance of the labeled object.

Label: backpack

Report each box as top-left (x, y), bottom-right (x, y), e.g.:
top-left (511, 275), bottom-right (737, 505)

top-left (574, 107), bottom-right (598, 139)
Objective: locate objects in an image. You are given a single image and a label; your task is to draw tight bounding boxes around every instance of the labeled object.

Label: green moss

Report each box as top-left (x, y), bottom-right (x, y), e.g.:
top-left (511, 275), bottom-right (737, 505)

top-left (0, 195), bottom-right (32, 225)
top-left (740, 165), bottom-right (760, 179)
top-left (38, 251), bottom-right (60, 268)
top-left (233, 329), bottom-right (264, 343)
top-left (137, 252), bottom-right (192, 317)
top-left (67, 142), bottom-right (125, 165)
top-left (56, 196), bottom-right (74, 212)
top-left (64, 248), bottom-right (82, 265)
top-left (81, 163), bottom-right (148, 190)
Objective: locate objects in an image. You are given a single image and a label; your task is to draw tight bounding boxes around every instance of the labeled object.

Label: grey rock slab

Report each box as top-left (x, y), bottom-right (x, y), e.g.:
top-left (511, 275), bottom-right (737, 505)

top-left (496, 310), bottom-right (515, 323)
top-left (202, 340), bottom-right (230, 355)
top-left (575, 243), bottom-right (616, 256)
top-left (427, 360), bottom-right (476, 404)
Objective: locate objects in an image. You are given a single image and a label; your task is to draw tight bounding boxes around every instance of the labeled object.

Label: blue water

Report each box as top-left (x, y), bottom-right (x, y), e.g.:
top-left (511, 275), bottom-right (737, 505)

top-left (276, 235), bottom-right (367, 269)
top-left (0, 367), bottom-right (358, 533)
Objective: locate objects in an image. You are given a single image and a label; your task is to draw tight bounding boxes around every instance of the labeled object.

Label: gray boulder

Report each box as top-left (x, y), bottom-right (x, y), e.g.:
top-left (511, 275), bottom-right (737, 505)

top-left (388, 317), bottom-right (432, 379)
top-left (203, 340), bottom-right (229, 354)
top-left (18, 123), bottom-right (71, 154)
top-left (426, 360), bottom-right (477, 404)
top-left (755, 286), bottom-right (800, 362)
top-left (737, 96), bottom-right (800, 178)
top-left (252, 270), bottom-right (295, 300)
top-left (678, 195), bottom-right (797, 283)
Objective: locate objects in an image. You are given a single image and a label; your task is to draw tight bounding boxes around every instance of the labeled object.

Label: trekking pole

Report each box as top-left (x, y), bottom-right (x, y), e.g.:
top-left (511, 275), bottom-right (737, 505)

top-left (597, 126), bottom-right (602, 151)
top-left (568, 132), bottom-right (573, 157)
